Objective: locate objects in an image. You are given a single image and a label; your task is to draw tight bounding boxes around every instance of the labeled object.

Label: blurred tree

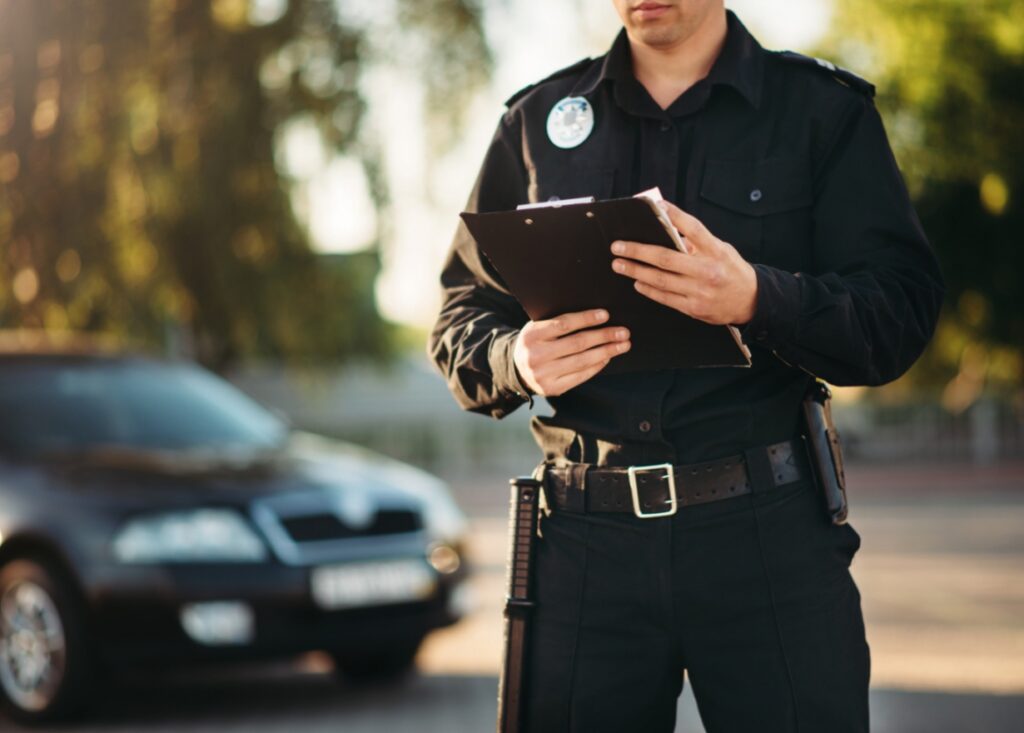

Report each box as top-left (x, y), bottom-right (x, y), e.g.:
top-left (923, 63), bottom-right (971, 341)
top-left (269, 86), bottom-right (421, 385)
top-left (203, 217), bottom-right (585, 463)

top-left (816, 0), bottom-right (1024, 400)
top-left (0, 0), bottom-right (489, 370)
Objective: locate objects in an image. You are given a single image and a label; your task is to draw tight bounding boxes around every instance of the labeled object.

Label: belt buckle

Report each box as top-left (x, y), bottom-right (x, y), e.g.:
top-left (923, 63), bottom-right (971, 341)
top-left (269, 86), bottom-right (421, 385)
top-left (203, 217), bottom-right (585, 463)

top-left (626, 463), bottom-right (677, 519)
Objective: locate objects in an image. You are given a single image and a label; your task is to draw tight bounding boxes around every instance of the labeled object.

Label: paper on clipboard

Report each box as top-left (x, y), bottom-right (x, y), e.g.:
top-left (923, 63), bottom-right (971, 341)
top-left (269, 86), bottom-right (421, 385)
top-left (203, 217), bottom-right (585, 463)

top-left (632, 187), bottom-right (692, 254)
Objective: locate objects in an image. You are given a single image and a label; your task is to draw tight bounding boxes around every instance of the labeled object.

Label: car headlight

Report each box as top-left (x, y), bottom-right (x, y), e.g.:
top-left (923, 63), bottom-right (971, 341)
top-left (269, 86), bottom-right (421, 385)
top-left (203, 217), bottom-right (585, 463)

top-left (112, 509), bottom-right (268, 563)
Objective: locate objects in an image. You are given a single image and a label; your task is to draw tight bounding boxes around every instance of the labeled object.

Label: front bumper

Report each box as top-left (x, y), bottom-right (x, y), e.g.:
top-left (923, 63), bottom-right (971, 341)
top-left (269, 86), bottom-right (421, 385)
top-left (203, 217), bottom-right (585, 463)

top-left (81, 556), bottom-right (469, 664)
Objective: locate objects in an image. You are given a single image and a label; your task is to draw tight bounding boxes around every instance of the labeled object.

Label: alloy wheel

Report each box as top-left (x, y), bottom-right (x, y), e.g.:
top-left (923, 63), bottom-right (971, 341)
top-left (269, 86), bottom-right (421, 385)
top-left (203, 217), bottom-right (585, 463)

top-left (0, 579), bottom-right (67, 713)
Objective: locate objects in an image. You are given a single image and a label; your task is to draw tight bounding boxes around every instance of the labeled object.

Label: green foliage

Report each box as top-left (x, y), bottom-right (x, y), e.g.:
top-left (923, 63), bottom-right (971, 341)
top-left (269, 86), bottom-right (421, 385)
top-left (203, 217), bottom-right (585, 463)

top-left (0, 0), bottom-right (489, 370)
top-left (817, 0), bottom-right (1024, 397)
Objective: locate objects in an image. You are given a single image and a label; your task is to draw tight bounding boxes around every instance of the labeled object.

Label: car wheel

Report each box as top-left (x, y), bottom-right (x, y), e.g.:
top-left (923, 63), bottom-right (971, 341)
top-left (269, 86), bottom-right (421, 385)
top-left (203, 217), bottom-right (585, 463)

top-left (0, 558), bottom-right (92, 724)
top-left (331, 636), bottom-right (423, 685)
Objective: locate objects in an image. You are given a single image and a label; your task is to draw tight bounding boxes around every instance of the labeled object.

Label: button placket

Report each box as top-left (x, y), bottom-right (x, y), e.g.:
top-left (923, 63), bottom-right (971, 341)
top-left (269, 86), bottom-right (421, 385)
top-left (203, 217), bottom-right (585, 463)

top-left (623, 355), bottom-right (672, 448)
top-left (639, 119), bottom-right (680, 202)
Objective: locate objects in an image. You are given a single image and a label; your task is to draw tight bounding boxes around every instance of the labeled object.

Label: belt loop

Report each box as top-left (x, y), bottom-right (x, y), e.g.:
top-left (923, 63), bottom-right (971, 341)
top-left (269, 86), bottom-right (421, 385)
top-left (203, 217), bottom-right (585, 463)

top-left (534, 460), bottom-right (554, 516)
top-left (565, 463), bottom-right (589, 512)
top-left (743, 447), bottom-right (775, 495)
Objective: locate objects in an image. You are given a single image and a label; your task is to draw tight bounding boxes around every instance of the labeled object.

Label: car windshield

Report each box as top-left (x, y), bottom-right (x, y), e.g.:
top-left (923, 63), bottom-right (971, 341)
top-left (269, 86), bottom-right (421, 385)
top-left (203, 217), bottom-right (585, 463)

top-left (0, 358), bottom-right (287, 459)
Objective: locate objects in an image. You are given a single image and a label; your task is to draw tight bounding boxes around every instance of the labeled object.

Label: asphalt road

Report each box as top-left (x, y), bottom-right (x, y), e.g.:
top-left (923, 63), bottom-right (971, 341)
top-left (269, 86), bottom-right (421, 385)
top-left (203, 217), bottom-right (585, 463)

top-left (8, 664), bottom-right (1024, 733)
top-left (9, 461), bottom-right (1024, 732)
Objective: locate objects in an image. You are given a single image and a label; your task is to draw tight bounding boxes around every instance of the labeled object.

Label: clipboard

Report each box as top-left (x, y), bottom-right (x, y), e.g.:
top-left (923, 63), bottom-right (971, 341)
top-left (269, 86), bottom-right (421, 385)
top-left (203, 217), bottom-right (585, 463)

top-left (460, 194), bottom-right (752, 374)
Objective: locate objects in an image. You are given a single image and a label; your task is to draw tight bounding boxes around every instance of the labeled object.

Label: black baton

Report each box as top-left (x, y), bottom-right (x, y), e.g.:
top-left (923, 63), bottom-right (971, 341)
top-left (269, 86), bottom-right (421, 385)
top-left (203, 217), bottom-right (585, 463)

top-left (497, 476), bottom-right (541, 733)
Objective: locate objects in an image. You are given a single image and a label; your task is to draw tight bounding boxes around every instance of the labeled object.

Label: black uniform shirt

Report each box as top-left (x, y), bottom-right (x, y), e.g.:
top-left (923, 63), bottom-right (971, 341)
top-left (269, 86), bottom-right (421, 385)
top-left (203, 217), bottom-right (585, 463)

top-left (428, 9), bottom-right (945, 468)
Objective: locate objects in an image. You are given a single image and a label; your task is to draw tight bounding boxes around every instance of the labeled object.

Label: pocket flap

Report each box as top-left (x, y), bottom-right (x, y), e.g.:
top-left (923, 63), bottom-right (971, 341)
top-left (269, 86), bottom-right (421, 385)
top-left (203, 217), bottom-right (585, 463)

top-left (529, 165), bottom-right (615, 204)
top-left (700, 157), bottom-right (812, 216)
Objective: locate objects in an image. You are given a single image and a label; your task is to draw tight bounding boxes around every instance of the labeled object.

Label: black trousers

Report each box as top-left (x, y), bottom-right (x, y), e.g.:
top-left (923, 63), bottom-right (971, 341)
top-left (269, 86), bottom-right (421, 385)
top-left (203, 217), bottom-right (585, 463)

top-left (523, 476), bottom-right (870, 732)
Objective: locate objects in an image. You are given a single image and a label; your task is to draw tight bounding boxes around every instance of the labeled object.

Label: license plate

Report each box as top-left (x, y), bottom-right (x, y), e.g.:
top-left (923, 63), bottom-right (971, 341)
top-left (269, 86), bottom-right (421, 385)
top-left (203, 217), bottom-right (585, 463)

top-left (310, 559), bottom-right (436, 610)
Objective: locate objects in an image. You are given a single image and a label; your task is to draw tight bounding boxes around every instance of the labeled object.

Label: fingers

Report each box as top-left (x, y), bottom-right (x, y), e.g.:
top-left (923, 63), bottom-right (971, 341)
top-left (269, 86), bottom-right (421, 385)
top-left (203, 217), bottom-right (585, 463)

top-left (553, 357), bottom-right (613, 394)
top-left (523, 308), bottom-right (625, 359)
top-left (611, 255), bottom-right (707, 296)
top-left (515, 309), bottom-right (631, 396)
top-left (524, 336), bottom-right (631, 397)
top-left (633, 281), bottom-right (691, 315)
top-left (633, 280), bottom-right (726, 324)
top-left (530, 308), bottom-right (609, 340)
top-left (611, 241), bottom-right (706, 277)
top-left (549, 338), bottom-right (630, 380)
top-left (660, 201), bottom-right (719, 253)
top-left (546, 324), bottom-right (630, 360)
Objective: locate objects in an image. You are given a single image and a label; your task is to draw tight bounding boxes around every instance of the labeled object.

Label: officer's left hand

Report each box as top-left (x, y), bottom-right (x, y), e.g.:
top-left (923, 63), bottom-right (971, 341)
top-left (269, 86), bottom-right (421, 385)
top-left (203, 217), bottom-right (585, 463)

top-left (610, 200), bottom-right (758, 326)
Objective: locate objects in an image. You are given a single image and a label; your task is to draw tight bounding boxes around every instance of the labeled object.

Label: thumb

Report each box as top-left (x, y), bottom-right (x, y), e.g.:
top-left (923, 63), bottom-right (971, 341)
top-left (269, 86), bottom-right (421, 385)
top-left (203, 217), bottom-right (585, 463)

top-left (660, 200), bottom-right (719, 254)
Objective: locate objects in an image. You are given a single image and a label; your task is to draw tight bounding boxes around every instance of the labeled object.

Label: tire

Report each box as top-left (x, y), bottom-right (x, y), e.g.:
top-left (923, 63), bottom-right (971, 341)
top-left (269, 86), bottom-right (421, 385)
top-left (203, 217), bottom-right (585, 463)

top-left (0, 557), bottom-right (93, 725)
top-left (330, 636), bottom-right (423, 685)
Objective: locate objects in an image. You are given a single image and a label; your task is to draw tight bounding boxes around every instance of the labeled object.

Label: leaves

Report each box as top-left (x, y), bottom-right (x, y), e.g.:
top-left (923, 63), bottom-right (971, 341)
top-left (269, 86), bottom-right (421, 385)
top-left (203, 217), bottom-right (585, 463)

top-left (0, 0), bottom-right (489, 370)
top-left (818, 0), bottom-right (1024, 391)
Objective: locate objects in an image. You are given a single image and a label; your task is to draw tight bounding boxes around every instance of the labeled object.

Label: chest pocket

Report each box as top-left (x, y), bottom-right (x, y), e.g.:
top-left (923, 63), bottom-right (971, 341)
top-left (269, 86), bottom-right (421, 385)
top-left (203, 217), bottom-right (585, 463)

top-left (528, 165), bottom-right (616, 205)
top-left (698, 156), bottom-right (813, 269)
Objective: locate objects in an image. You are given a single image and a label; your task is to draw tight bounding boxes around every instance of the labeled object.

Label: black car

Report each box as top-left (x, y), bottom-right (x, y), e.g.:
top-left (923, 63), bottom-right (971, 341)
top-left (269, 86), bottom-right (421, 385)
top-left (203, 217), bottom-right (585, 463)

top-left (0, 347), bottom-right (470, 723)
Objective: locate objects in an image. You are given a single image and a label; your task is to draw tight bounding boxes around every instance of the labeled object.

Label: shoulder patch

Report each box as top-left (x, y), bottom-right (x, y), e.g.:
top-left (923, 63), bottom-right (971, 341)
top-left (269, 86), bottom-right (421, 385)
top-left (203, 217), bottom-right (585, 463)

top-left (503, 57), bottom-right (593, 108)
top-left (773, 50), bottom-right (876, 98)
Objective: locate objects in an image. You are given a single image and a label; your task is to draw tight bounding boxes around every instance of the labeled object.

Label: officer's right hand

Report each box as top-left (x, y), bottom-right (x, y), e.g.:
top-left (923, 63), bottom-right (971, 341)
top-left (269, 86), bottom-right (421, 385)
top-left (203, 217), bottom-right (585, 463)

top-left (512, 308), bottom-right (630, 397)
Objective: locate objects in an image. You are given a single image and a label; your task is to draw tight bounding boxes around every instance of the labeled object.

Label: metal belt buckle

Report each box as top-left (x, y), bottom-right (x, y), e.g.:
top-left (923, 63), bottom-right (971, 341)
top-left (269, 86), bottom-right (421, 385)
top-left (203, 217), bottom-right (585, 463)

top-left (626, 463), bottom-right (677, 519)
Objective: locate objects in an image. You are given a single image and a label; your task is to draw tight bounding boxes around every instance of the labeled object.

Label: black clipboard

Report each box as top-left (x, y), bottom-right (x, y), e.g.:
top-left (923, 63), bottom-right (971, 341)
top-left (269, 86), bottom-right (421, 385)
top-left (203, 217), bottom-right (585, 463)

top-left (461, 196), bottom-right (751, 374)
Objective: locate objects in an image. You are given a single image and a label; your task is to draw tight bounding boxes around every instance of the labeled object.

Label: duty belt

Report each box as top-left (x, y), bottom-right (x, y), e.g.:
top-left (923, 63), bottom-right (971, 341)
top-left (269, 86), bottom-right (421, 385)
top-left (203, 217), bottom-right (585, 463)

top-left (541, 438), bottom-right (810, 519)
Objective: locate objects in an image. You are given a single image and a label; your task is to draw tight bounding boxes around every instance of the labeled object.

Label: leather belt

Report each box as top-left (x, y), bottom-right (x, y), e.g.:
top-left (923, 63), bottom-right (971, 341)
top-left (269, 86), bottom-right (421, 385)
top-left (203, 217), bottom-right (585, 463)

top-left (542, 438), bottom-right (810, 518)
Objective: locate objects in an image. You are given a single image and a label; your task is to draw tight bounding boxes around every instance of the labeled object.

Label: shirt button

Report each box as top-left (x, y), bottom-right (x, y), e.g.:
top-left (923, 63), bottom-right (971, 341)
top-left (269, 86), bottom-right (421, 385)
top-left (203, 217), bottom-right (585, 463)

top-left (749, 188), bottom-right (763, 202)
top-left (756, 330), bottom-right (768, 341)
top-left (638, 420), bottom-right (653, 433)
top-left (659, 121), bottom-right (671, 132)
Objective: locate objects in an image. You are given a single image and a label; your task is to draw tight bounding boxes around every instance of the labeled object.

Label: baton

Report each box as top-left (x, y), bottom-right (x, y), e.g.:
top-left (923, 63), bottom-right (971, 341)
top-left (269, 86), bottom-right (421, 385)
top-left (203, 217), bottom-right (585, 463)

top-left (496, 476), bottom-right (541, 733)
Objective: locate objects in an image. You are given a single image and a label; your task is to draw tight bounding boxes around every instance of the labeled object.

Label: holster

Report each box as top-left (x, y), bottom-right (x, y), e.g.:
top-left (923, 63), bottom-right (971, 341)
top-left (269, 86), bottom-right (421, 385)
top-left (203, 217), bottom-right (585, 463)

top-left (801, 380), bottom-right (850, 525)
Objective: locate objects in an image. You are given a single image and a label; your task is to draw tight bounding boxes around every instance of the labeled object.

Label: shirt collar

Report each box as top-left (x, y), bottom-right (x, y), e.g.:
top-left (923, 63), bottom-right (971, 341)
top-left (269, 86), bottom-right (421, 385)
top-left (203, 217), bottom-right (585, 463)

top-left (570, 8), bottom-right (765, 112)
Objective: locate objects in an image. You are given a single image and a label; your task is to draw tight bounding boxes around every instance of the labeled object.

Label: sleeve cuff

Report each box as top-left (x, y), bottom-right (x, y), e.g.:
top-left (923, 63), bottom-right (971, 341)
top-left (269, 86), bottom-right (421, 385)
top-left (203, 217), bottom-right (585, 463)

top-left (738, 264), bottom-right (802, 349)
top-left (488, 328), bottom-right (535, 408)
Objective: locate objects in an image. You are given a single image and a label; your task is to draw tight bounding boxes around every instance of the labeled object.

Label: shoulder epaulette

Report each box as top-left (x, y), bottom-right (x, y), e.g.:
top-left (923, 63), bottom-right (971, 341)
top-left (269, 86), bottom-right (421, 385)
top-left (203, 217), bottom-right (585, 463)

top-left (504, 57), bottom-right (593, 108)
top-left (774, 50), bottom-right (876, 98)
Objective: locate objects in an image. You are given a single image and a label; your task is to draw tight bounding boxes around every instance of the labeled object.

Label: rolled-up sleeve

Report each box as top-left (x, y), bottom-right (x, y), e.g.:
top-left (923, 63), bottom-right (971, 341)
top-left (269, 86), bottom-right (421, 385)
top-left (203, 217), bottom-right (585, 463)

top-left (740, 93), bottom-right (946, 386)
top-left (427, 111), bottom-right (536, 418)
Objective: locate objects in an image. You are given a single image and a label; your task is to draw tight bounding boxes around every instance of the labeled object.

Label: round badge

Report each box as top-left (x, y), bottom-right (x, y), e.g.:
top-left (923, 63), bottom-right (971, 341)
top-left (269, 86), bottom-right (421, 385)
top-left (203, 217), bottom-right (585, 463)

top-left (546, 96), bottom-right (594, 149)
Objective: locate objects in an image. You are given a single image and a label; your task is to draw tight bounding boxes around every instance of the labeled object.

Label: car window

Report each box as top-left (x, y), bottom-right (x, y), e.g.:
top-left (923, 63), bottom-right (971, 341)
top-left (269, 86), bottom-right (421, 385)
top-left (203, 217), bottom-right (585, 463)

top-left (0, 359), bottom-right (286, 457)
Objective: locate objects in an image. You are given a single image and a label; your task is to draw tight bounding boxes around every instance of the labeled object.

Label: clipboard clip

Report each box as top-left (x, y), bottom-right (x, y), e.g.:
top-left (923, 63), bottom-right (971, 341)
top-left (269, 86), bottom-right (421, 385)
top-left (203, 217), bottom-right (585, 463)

top-left (516, 196), bottom-right (596, 211)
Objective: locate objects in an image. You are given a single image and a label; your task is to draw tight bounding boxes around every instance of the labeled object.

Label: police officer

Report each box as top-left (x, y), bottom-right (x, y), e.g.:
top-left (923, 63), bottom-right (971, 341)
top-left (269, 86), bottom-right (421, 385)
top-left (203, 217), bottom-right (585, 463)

top-left (429, 1), bottom-right (945, 731)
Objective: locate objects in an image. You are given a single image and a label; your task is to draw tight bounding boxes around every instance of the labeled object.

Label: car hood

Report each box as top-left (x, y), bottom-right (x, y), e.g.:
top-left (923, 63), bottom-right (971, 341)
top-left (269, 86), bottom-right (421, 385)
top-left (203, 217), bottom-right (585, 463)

top-left (33, 432), bottom-right (465, 536)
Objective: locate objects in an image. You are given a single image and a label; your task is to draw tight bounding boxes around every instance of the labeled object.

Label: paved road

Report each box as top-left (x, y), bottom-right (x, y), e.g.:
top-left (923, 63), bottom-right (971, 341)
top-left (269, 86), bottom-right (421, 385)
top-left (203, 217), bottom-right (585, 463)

top-left (11, 665), bottom-right (1024, 733)
top-left (10, 462), bottom-right (1024, 732)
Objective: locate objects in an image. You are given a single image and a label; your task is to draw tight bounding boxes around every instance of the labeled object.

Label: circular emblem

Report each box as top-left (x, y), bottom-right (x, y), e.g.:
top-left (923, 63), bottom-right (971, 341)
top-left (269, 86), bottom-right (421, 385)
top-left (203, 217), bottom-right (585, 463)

top-left (546, 96), bottom-right (594, 149)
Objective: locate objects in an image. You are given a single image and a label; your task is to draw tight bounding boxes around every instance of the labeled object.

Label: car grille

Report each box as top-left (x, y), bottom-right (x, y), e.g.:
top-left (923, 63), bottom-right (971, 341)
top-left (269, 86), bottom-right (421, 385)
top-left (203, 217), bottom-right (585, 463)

top-left (279, 509), bottom-right (421, 543)
top-left (251, 491), bottom-right (430, 566)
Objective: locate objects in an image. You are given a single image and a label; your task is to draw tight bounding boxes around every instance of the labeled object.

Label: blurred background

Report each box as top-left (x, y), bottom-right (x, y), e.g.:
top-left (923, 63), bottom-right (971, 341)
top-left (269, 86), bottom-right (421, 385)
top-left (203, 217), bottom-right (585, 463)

top-left (0, 0), bottom-right (1021, 731)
